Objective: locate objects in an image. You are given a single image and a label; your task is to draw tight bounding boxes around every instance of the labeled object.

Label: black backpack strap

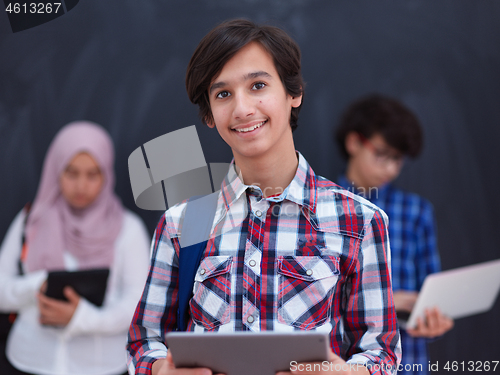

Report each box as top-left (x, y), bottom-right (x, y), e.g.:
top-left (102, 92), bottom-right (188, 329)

top-left (177, 192), bottom-right (220, 331)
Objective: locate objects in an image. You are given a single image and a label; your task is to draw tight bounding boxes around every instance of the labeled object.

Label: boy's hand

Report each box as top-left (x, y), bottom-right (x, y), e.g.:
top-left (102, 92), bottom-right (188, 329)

top-left (38, 286), bottom-right (80, 326)
top-left (406, 307), bottom-right (454, 338)
top-left (276, 349), bottom-right (370, 375)
top-left (393, 290), bottom-right (418, 313)
top-left (152, 352), bottom-right (224, 375)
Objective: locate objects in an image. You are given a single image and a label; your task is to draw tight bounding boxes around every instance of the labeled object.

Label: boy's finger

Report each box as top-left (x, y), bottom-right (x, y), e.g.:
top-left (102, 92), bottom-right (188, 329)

top-left (165, 351), bottom-right (176, 366)
top-left (416, 317), bottom-right (429, 336)
top-left (426, 309), bottom-right (438, 332)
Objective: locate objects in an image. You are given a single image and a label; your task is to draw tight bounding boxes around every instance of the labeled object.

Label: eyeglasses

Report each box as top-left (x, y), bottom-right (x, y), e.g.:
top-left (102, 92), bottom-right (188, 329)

top-left (358, 134), bottom-right (405, 168)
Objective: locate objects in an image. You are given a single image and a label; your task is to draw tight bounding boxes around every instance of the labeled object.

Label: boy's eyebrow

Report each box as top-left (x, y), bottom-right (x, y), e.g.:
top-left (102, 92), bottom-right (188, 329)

top-left (244, 71), bottom-right (272, 81)
top-left (209, 71), bottom-right (272, 95)
top-left (209, 81), bottom-right (226, 95)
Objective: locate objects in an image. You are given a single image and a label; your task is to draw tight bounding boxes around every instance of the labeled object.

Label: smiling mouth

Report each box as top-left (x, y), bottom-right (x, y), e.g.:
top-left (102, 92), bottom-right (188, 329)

top-left (233, 120), bottom-right (267, 133)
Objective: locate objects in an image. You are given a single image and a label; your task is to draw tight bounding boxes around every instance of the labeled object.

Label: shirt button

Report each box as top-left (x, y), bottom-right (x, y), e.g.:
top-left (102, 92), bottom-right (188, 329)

top-left (306, 269), bottom-right (313, 276)
top-left (255, 210), bottom-right (262, 217)
top-left (249, 259), bottom-right (256, 267)
top-left (247, 315), bottom-right (255, 324)
top-left (199, 269), bottom-right (206, 275)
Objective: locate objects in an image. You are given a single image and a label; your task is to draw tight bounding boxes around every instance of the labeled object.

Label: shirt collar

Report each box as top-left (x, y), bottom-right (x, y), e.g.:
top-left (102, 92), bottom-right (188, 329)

top-left (220, 151), bottom-right (318, 213)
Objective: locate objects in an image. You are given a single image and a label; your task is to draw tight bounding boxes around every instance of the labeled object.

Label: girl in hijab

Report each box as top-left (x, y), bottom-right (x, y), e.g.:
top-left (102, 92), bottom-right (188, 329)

top-left (0, 121), bottom-right (150, 375)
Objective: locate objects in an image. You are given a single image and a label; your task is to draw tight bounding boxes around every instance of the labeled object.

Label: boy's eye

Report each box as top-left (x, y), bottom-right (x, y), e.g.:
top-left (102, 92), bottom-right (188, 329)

top-left (252, 82), bottom-right (266, 90)
top-left (216, 91), bottom-right (230, 99)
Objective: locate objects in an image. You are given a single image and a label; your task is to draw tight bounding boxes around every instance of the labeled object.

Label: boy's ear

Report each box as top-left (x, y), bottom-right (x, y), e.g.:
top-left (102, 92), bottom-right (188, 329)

top-left (290, 93), bottom-right (303, 108)
top-left (205, 115), bottom-right (216, 129)
top-left (345, 132), bottom-right (362, 157)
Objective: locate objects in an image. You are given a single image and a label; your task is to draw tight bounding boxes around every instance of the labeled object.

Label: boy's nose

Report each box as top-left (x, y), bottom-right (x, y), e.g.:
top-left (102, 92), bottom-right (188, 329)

top-left (383, 161), bottom-right (401, 179)
top-left (233, 93), bottom-right (255, 119)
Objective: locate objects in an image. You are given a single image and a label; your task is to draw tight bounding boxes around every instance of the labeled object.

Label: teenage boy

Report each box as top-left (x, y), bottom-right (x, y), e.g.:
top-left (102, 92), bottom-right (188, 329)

top-left (127, 20), bottom-right (400, 375)
top-left (335, 94), bottom-right (454, 375)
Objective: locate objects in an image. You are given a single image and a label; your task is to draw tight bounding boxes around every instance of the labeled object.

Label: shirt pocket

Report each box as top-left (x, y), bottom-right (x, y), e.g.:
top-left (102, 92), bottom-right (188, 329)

top-left (189, 255), bottom-right (232, 330)
top-left (277, 255), bottom-right (340, 330)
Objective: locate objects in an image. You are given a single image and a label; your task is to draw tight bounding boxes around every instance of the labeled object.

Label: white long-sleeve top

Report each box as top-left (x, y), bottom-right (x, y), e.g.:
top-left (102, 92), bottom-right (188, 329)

top-left (0, 209), bottom-right (151, 375)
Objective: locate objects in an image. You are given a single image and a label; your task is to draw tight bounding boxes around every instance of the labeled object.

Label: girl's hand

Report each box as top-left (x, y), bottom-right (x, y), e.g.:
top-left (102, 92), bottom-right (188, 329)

top-left (38, 286), bottom-right (80, 326)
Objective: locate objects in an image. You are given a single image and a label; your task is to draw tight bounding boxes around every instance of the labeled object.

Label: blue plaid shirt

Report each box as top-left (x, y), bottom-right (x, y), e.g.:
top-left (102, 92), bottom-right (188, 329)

top-left (338, 176), bottom-right (441, 375)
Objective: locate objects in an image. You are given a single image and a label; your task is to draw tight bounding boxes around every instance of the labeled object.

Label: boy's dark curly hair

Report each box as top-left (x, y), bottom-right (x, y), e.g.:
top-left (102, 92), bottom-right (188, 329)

top-left (336, 94), bottom-right (423, 159)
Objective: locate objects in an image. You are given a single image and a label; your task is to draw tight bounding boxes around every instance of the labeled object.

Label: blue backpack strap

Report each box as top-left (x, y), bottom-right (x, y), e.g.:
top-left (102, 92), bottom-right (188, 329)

top-left (177, 192), bottom-right (220, 331)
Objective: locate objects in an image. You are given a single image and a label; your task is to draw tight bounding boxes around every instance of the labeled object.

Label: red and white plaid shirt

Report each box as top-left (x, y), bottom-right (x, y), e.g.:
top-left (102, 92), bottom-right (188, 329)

top-left (127, 152), bottom-right (401, 374)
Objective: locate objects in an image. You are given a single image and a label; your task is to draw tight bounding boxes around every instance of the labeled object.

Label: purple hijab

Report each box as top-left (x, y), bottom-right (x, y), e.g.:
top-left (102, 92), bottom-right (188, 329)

top-left (25, 121), bottom-right (124, 272)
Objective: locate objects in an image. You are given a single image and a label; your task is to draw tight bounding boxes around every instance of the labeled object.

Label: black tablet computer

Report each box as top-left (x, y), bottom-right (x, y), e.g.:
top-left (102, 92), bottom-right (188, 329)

top-left (45, 268), bottom-right (110, 307)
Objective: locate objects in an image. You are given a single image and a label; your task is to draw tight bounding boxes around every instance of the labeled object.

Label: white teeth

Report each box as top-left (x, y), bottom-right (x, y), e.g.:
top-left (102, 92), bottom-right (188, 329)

top-left (234, 121), bottom-right (266, 133)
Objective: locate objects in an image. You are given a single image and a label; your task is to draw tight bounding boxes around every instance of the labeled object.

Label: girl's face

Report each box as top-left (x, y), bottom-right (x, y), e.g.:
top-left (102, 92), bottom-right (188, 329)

top-left (59, 152), bottom-right (104, 209)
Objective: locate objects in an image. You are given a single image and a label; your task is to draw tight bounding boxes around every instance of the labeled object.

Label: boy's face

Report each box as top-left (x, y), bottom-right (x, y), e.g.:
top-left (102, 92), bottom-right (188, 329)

top-left (206, 41), bottom-right (302, 161)
top-left (346, 132), bottom-right (404, 188)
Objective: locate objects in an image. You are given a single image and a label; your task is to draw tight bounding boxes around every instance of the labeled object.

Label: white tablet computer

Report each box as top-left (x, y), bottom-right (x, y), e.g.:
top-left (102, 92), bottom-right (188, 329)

top-left (400, 259), bottom-right (500, 329)
top-left (166, 331), bottom-right (330, 375)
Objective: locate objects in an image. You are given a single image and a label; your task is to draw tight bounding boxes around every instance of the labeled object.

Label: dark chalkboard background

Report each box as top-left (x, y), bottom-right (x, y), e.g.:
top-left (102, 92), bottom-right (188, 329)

top-left (1, 0), bottom-right (499, 366)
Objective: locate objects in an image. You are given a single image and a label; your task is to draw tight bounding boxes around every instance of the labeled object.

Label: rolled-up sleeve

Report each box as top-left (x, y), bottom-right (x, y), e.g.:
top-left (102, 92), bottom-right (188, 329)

top-left (127, 214), bottom-right (180, 375)
top-left (344, 209), bottom-right (402, 375)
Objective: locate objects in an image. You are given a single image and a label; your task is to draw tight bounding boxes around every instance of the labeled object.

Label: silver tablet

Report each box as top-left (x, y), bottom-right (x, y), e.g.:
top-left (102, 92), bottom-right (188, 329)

top-left (166, 331), bottom-right (330, 375)
top-left (400, 258), bottom-right (500, 329)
